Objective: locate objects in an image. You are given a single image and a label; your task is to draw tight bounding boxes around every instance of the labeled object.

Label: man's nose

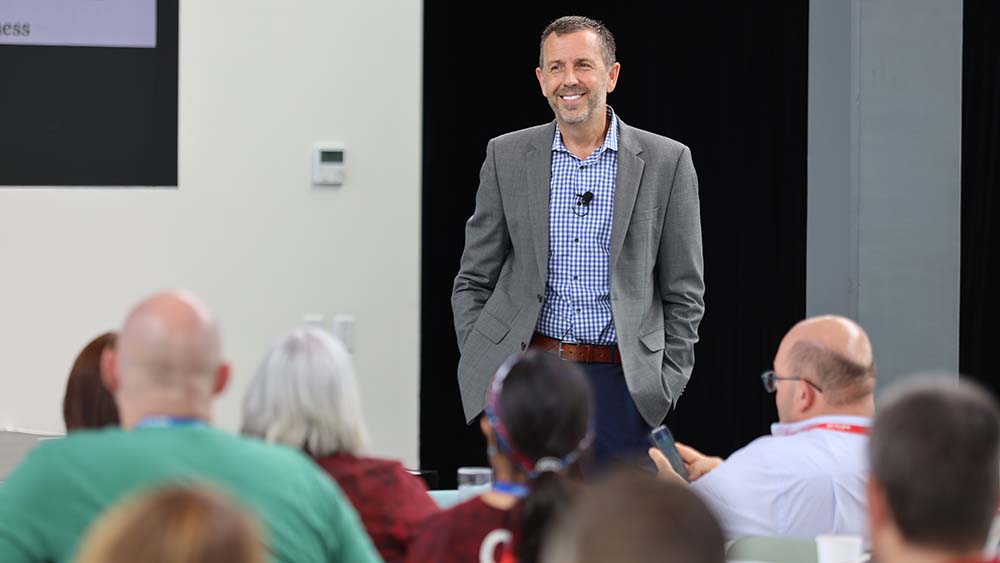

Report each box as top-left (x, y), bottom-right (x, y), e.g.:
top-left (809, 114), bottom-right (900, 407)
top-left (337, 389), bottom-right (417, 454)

top-left (563, 67), bottom-right (579, 86)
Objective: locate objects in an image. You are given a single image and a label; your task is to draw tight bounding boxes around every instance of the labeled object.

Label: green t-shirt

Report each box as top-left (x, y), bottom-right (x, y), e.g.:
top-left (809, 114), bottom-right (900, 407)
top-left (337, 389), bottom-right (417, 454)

top-left (0, 425), bottom-right (382, 563)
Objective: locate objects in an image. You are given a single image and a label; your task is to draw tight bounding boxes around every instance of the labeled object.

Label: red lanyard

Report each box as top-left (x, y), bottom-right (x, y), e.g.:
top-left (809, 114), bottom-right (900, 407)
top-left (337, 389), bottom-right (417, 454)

top-left (790, 422), bottom-right (870, 436)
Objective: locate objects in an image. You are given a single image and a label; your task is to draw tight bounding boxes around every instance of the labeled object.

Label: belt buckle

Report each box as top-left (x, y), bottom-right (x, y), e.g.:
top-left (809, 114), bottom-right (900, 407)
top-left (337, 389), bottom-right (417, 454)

top-left (557, 340), bottom-right (565, 359)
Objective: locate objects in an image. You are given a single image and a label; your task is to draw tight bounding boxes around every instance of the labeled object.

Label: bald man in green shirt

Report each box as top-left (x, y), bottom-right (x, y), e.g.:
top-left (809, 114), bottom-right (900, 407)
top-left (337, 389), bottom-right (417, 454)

top-left (0, 290), bottom-right (382, 563)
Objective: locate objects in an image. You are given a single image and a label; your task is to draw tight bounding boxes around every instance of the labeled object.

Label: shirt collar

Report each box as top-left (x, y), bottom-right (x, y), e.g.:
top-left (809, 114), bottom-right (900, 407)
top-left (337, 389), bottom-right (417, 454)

top-left (771, 414), bottom-right (873, 437)
top-left (552, 105), bottom-right (619, 155)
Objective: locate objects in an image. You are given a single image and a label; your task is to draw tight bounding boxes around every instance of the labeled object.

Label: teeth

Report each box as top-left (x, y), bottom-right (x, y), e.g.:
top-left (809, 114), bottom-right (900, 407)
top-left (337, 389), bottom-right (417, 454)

top-left (562, 94), bottom-right (582, 101)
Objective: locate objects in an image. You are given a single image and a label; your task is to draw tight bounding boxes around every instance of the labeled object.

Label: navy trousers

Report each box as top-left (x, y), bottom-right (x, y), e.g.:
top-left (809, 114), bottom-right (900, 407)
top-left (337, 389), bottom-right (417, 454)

top-left (574, 361), bottom-right (653, 473)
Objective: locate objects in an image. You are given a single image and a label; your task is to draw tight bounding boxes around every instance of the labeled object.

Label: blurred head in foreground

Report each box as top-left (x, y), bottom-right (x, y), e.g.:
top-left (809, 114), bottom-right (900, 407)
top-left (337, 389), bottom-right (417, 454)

top-left (542, 469), bottom-right (725, 563)
top-left (75, 484), bottom-right (264, 563)
top-left (868, 376), bottom-right (1000, 563)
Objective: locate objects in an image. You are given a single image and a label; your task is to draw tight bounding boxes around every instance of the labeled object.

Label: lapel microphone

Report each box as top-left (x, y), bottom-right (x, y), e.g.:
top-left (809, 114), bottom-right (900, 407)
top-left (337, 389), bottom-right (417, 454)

top-left (576, 191), bottom-right (594, 206)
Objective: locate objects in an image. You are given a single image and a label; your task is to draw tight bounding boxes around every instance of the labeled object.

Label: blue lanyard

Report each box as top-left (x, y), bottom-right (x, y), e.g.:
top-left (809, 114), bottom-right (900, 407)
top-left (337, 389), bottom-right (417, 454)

top-left (492, 481), bottom-right (530, 498)
top-left (135, 416), bottom-right (204, 429)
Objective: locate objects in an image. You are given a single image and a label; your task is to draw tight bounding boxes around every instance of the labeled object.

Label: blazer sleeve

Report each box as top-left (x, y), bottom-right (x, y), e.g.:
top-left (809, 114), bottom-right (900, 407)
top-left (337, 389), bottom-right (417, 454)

top-left (451, 138), bottom-right (513, 350)
top-left (657, 145), bottom-right (706, 401)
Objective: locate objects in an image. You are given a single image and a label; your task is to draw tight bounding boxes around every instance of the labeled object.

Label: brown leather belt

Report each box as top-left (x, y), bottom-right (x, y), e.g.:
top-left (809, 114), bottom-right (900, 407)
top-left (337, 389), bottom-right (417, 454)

top-left (530, 333), bottom-right (622, 364)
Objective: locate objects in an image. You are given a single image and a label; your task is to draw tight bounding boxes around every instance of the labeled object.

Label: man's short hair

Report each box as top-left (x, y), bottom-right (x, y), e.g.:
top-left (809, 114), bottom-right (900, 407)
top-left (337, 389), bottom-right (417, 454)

top-left (541, 470), bottom-right (725, 563)
top-left (787, 340), bottom-right (876, 406)
top-left (870, 376), bottom-right (1000, 551)
top-left (539, 16), bottom-right (617, 69)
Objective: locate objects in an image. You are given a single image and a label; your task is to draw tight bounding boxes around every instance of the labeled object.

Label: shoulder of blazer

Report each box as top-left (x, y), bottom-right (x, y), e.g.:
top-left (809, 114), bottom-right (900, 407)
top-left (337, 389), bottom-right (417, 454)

top-left (617, 118), bottom-right (689, 161)
top-left (490, 121), bottom-right (557, 155)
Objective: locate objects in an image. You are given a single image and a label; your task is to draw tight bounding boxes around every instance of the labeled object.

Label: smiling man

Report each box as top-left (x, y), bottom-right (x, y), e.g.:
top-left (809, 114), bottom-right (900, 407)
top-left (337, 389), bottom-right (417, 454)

top-left (452, 15), bottom-right (705, 468)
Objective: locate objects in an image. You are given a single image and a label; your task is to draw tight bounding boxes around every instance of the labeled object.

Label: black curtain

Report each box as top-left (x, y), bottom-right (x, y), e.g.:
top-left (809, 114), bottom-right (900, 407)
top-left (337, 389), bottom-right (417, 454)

top-left (960, 0), bottom-right (1000, 394)
top-left (421, 3), bottom-right (808, 488)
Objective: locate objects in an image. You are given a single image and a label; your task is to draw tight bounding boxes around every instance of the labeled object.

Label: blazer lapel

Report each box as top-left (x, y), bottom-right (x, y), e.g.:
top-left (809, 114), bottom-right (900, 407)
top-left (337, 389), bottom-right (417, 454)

top-left (610, 120), bottom-right (645, 270)
top-left (527, 122), bottom-right (555, 282)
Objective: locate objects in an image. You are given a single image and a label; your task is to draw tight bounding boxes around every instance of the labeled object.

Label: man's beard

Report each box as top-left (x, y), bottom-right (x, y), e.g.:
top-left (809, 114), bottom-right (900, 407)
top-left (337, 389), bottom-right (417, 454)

top-left (548, 88), bottom-right (602, 125)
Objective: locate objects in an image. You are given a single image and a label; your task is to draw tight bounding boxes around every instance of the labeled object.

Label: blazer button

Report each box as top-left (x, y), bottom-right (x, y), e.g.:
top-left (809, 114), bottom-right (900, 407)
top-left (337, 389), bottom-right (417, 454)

top-left (520, 342), bottom-right (527, 351)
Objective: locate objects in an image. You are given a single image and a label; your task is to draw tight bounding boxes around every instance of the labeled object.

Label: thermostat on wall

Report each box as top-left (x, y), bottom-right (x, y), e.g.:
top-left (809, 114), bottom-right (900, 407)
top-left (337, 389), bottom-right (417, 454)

top-left (313, 145), bottom-right (345, 186)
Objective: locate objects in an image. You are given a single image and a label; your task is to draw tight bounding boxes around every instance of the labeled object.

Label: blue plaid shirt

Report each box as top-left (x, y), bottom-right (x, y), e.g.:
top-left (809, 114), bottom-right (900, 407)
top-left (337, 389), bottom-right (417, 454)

top-left (536, 107), bottom-right (619, 344)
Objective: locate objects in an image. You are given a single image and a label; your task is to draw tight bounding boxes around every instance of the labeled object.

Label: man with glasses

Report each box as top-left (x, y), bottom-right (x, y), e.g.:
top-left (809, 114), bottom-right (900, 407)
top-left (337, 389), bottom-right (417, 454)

top-left (650, 315), bottom-right (875, 542)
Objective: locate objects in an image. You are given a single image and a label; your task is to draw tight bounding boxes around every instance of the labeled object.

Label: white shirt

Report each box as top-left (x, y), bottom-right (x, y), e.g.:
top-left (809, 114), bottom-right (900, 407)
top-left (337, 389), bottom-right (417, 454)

top-left (691, 415), bottom-right (871, 544)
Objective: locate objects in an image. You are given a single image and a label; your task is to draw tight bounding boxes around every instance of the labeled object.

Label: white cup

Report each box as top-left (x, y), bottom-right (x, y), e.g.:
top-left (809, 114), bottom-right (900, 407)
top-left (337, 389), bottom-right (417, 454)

top-left (815, 534), bottom-right (863, 563)
top-left (457, 467), bottom-right (492, 501)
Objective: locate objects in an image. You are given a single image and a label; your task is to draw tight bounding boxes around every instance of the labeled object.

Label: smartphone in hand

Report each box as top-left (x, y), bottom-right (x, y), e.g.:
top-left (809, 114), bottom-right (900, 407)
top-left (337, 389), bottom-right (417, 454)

top-left (649, 424), bottom-right (690, 482)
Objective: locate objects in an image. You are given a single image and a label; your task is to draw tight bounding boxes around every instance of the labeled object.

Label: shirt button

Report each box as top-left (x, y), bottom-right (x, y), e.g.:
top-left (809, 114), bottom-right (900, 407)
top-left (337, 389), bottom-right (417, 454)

top-left (573, 275), bottom-right (578, 280)
top-left (574, 237), bottom-right (580, 243)
top-left (579, 165), bottom-right (585, 170)
top-left (576, 308), bottom-right (582, 312)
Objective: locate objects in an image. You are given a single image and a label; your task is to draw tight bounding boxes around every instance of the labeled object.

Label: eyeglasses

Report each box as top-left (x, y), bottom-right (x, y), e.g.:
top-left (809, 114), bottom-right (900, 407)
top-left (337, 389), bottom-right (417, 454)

top-left (760, 370), bottom-right (824, 394)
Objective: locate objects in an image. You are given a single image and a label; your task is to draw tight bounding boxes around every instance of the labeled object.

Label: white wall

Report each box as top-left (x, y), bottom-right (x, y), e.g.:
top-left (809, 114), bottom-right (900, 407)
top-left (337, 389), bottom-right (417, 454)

top-left (0, 0), bottom-right (423, 467)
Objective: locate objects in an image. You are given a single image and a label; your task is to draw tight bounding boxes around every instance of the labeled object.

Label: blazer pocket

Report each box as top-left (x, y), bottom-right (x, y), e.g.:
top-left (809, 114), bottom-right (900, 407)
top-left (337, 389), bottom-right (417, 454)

top-left (473, 310), bottom-right (512, 344)
top-left (630, 207), bottom-right (660, 224)
top-left (639, 328), bottom-right (665, 352)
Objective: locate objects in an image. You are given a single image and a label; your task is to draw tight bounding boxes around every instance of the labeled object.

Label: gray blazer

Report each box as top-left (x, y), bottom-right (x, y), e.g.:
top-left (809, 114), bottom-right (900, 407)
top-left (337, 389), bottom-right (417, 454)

top-left (451, 117), bottom-right (705, 426)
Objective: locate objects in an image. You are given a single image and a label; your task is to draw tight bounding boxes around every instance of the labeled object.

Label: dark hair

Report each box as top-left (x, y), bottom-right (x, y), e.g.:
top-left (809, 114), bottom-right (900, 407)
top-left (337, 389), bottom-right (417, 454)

top-left (543, 469), bottom-right (725, 563)
top-left (870, 377), bottom-right (1000, 551)
top-left (539, 16), bottom-right (617, 69)
top-left (787, 340), bottom-right (876, 406)
top-left (492, 351), bottom-right (592, 563)
top-left (63, 331), bottom-right (120, 431)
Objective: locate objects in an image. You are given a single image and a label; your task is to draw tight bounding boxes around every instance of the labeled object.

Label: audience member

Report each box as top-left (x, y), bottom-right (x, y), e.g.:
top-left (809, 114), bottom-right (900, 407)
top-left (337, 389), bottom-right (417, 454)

top-left (0, 290), bottom-right (380, 563)
top-left (242, 327), bottom-right (438, 563)
top-left (74, 484), bottom-right (264, 563)
top-left (868, 377), bottom-right (1000, 563)
top-left (542, 469), bottom-right (725, 563)
top-left (407, 350), bottom-right (592, 563)
top-left (651, 315), bottom-right (875, 542)
top-left (63, 331), bottom-right (119, 430)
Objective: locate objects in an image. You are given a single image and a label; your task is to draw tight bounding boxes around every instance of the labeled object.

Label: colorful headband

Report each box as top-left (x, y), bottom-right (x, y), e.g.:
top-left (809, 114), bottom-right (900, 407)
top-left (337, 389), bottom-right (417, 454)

top-left (484, 353), bottom-right (593, 479)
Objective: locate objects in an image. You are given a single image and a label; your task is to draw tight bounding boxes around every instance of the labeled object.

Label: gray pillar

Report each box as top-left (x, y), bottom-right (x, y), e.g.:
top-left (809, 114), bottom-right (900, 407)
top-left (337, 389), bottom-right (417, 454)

top-left (807, 0), bottom-right (963, 389)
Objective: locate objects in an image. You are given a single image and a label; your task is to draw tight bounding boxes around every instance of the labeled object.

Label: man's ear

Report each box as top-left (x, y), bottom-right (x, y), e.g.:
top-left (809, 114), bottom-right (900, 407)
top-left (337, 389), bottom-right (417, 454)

top-left (536, 67), bottom-right (546, 96)
top-left (212, 362), bottom-right (231, 396)
top-left (795, 380), bottom-right (815, 414)
top-left (101, 346), bottom-right (120, 394)
top-left (606, 61), bottom-right (621, 93)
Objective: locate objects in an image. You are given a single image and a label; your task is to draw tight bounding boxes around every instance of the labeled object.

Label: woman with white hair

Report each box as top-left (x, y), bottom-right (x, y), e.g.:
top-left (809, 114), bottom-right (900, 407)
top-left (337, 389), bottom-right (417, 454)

top-left (241, 327), bottom-right (438, 563)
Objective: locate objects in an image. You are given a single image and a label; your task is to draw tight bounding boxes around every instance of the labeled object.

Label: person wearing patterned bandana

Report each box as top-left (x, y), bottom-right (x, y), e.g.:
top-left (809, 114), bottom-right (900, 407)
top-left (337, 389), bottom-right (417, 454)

top-left (452, 15), bottom-right (705, 469)
top-left (407, 351), bottom-right (592, 563)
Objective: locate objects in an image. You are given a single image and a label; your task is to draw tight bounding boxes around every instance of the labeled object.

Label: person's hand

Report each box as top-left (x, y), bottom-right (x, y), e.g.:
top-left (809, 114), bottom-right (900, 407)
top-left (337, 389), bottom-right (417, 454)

top-left (648, 448), bottom-right (687, 484)
top-left (676, 442), bottom-right (723, 481)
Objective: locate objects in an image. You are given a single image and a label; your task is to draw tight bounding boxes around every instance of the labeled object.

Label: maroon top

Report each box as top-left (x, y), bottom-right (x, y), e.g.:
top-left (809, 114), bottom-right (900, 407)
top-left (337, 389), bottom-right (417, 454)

top-left (315, 454), bottom-right (439, 563)
top-left (406, 496), bottom-right (514, 563)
